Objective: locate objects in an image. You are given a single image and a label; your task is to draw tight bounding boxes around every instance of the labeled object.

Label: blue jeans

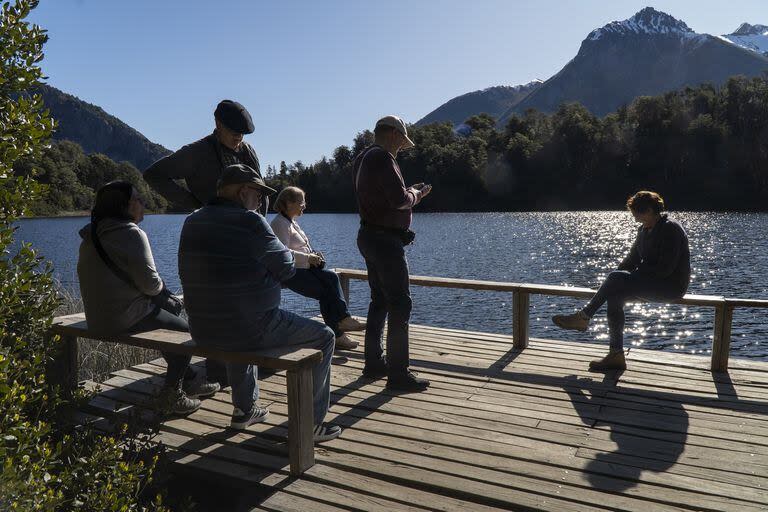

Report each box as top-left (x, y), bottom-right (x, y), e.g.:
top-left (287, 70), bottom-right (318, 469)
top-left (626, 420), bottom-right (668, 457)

top-left (357, 227), bottom-right (412, 376)
top-left (217, 308), bottom-right (334, 425)
top-left (284, 268), bottom-right (351, 336)
top-left (582, 271), bottom-right (684, 351)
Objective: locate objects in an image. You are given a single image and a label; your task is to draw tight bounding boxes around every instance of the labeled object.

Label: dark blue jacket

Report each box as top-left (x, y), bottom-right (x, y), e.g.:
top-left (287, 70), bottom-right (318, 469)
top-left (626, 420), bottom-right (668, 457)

top-left (618, 214), bottom-right (691, 295)
top-left (179, 198), bottom-right (295, 346)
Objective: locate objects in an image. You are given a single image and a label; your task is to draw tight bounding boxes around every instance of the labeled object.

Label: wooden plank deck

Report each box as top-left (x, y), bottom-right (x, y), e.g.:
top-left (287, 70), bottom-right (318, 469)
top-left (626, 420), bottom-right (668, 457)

top-left (80, 323), bottom-right (768, 511)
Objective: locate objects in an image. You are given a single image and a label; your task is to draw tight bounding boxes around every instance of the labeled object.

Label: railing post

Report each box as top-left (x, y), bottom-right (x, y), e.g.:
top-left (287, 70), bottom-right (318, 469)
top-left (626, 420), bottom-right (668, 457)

top-left (339, 273), bottom-right (350, 304)
top-left (512, 290), bottom-right (530, 349)
top-left (711, 302), bottom-right (734, 373)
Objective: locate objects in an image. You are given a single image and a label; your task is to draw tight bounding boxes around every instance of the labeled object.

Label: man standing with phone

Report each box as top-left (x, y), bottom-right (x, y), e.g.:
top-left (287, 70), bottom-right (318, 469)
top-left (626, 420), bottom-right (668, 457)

top-left (353, 115), bottom-right (433, 392)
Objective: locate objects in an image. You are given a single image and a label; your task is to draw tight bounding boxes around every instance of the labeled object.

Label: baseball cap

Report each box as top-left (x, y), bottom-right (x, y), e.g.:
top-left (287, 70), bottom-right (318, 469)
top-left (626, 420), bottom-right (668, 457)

top-left (375, 115), bottom-right (415, 149)
top-left (217, 164), bottom-right (276, 194)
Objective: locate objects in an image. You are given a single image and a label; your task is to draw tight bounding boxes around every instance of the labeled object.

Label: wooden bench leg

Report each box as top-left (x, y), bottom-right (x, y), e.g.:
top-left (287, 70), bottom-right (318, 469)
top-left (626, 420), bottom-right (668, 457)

top-left (286, 366), bottom-right (315, 476)
top-left (51, 334), bottom-right (79, 397)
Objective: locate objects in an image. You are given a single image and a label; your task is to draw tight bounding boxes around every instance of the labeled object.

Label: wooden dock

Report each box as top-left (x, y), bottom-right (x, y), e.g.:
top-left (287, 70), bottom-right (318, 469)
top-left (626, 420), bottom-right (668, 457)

top-left (80, 323), bottom-right (768, 511)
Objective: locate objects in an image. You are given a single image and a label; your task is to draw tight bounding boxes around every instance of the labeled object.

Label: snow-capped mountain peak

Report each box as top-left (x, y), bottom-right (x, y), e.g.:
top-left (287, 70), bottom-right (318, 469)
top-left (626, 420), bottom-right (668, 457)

top-left (719, 23), bottom-right (768, 56)
top-left (588, 7), bottom-right (695, 41)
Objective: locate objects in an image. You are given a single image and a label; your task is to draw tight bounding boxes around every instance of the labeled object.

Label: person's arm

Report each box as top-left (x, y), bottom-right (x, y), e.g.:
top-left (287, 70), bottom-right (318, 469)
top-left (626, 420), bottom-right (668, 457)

top-left (253, 214), bottom-right (296, 282)
top-left (375, 154), bottom-right (420, 210)
top-left (114, 227), bottom-right (165, 296)
top-left (617, 238), bottom-right (640, 271)
top-left (637, 224), bottom-right (684, 279)
top-left (270, 216), bottom-right (311, 269)
top-left (143, 144), bottom-right (203, 211)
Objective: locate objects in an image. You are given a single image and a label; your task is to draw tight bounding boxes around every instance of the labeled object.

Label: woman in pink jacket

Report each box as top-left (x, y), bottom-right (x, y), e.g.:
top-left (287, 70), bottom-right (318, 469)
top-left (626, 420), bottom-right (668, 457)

top-left (270, 187), bottom-right (365, 350)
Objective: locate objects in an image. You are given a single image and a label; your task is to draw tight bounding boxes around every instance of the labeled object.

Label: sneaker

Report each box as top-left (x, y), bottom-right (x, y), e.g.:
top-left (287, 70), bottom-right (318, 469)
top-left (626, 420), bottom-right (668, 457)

top-left (157, 387), bottom-right (201, 416)
top-left (588, 351), bottom-right (627, 372)
top-left (230, 405), bottom-right (270, 430)
top-left (552, 311), bottom-right (590, 332)
top-left (334, 333), bottom-right (359, 351)
top-left (362, 359), bottom-right (388, 379)
top-left (313, 423), bottom-right (342, 442)
top-left (337, 316), bottom-right (367, 332)
top-left (183, 380), bottom-right (220, 399)
top-left (386, 370), bottom-right (430, 392)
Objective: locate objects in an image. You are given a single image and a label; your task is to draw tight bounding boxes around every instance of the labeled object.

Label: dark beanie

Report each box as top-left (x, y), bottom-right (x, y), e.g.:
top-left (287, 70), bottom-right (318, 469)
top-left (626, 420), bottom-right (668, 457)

top-left (214, 100), bottom-right (255, 134)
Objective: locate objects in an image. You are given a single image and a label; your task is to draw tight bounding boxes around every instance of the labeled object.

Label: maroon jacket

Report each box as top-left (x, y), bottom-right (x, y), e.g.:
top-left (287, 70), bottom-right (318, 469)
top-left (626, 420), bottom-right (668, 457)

top-left (353, 145), bottom-right (419, 230)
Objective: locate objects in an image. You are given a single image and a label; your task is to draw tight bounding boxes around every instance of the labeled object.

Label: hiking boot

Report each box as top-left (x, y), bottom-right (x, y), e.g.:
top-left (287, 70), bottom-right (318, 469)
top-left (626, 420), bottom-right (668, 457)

top-left (337, 316), bottom-right (367, 332)
top-left (386, 370), bottom-right (430, 392)
top-left (334, 333), bottom-right (359, 351)
top-left (552, 311), bottom-right (590, 332)
top-left (230, 404), bottom-right (270, 430)
top-left (313, 423), bottom-right (342, 442)
top-left (157, 387), bottom-right (201, 416)
top-left (362, 359), bottom-right (388, 379)
top-left (183, 380), bottom-right (220, 399)
top-left (589, 351), bottom-right (627, 372)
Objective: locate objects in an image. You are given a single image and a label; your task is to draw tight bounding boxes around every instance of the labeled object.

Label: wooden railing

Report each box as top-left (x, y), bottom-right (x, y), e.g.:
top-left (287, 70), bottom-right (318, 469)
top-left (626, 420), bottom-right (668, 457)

top-left (334, 268), bottom-right (768, 372)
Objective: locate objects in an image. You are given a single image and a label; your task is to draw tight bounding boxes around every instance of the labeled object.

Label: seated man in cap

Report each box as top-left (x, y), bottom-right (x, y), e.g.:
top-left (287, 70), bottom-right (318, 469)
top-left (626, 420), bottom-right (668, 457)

top-left (178, 164), bottom-right (341, 441)
top-left (144, 99), bottom-right (266, 385)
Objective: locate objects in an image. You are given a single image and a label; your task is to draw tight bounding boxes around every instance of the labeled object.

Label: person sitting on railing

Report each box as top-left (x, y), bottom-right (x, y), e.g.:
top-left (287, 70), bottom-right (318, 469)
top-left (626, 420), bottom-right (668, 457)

top-left (77, 181), bottom-right (220, 416)
top-left (551, 191), bottom-right (691, 371)
top-left (178, 164), bottom-right (341, 441)
top-left (270, 186), bottom-right (366, 352)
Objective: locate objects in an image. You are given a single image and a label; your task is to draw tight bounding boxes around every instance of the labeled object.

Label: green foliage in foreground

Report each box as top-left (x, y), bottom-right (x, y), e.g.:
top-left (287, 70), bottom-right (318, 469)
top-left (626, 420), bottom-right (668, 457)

top-left (269, 76), bottom-right (768, 212)
top-left (1, 1), bottom-right (169, 510)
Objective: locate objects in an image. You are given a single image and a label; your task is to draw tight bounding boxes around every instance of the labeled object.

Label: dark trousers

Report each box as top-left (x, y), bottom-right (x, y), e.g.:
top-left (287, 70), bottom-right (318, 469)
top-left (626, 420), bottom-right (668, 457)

top-left (285, 268), bottom-right (351, 336)
top-left (582, 271), bottom-right (684, 351)
top-left (129, 307), bottom-right (191, 389)
top-left (357, 227), bottom-right (412, 376)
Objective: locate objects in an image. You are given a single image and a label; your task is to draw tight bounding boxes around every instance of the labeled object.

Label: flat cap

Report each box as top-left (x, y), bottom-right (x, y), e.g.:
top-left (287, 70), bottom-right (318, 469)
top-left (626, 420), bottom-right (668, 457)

top-left (214, 100), bottom-right (255, 134)
top-left (217, 164), bottom-right (276, 194)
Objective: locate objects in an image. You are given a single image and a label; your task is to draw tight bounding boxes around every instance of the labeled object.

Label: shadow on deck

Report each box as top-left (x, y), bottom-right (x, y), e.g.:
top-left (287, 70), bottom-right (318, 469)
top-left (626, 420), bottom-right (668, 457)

top-left (80, 323), bottom-right (768, 511)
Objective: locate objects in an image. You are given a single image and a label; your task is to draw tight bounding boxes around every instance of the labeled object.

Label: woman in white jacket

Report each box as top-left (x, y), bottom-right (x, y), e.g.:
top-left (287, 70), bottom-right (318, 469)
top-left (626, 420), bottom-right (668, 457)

top-left (270, 187), bottom-right (365, 350)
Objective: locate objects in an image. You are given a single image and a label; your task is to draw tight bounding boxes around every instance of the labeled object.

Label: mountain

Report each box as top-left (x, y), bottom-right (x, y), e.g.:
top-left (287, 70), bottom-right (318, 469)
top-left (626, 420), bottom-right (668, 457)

top-left (719, 23), bottom-right (768, 56)
top-left (499, 7), bottom-right (768, 122)
top-left (416, 81), bottom-right (542, 126)
top-left (37, 84), bottom-right (170, 170)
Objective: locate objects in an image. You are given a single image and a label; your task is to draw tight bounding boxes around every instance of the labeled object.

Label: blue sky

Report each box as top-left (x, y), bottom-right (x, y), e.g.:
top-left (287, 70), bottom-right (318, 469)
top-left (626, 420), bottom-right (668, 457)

top-left (30, 0), bottom-right (767, 169)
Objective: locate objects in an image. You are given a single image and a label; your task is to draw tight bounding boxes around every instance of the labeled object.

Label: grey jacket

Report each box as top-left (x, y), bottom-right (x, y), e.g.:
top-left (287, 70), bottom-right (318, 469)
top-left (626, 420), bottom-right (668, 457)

top-left (77, 219), bottom-right (163, 334)
top-left (143, 132), bottom-right (268, 215)
top-left (178, 198), bottom-right (296, 346)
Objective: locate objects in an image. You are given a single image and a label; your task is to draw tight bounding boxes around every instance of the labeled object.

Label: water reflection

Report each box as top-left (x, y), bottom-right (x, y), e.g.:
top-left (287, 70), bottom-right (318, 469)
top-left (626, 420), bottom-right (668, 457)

top-left (13, 211), bottom-right (768, 360)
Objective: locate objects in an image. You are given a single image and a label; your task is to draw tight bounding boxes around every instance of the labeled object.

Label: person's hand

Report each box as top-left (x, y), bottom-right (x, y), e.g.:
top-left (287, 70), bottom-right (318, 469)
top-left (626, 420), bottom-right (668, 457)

top-left (418, 183), bottom-right (433, 199)
top-left (308, 253), bottom-right (325, 267)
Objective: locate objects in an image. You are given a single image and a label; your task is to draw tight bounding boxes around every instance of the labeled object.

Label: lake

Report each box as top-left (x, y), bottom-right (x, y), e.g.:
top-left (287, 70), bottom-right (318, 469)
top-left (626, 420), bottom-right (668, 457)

top-left (14, 212), bottom-right (768, 361)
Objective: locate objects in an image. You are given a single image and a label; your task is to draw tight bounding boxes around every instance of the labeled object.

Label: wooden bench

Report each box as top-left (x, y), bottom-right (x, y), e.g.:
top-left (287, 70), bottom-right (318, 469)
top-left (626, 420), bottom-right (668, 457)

top-left (50, 312), bottom-right (322, 476)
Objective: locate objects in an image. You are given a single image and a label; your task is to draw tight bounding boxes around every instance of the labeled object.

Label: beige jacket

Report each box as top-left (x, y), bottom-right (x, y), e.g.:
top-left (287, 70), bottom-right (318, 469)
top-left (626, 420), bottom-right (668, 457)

top-left (270, 214), bottom-right (313, 269)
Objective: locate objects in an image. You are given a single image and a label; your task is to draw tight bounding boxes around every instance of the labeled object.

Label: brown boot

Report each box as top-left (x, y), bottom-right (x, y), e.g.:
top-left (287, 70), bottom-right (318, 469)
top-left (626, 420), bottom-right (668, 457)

top-left (552, 311), bottom-right (590, 332)
top-left (589, 351), bottom-right (627, 371)
top-left (334, 333), bottom-right (359, 351)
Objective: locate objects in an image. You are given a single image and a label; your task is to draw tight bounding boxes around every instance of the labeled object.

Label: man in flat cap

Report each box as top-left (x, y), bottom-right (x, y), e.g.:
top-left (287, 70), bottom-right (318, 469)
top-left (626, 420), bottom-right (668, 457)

top-left (352, 115), bottom-right (433, 392)
top-left (144, 99), bottom-right (266, 385)
top-left (144, 99), bottom-right (267, 216)
top-left (179, 164), bottom-right (341, 441)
